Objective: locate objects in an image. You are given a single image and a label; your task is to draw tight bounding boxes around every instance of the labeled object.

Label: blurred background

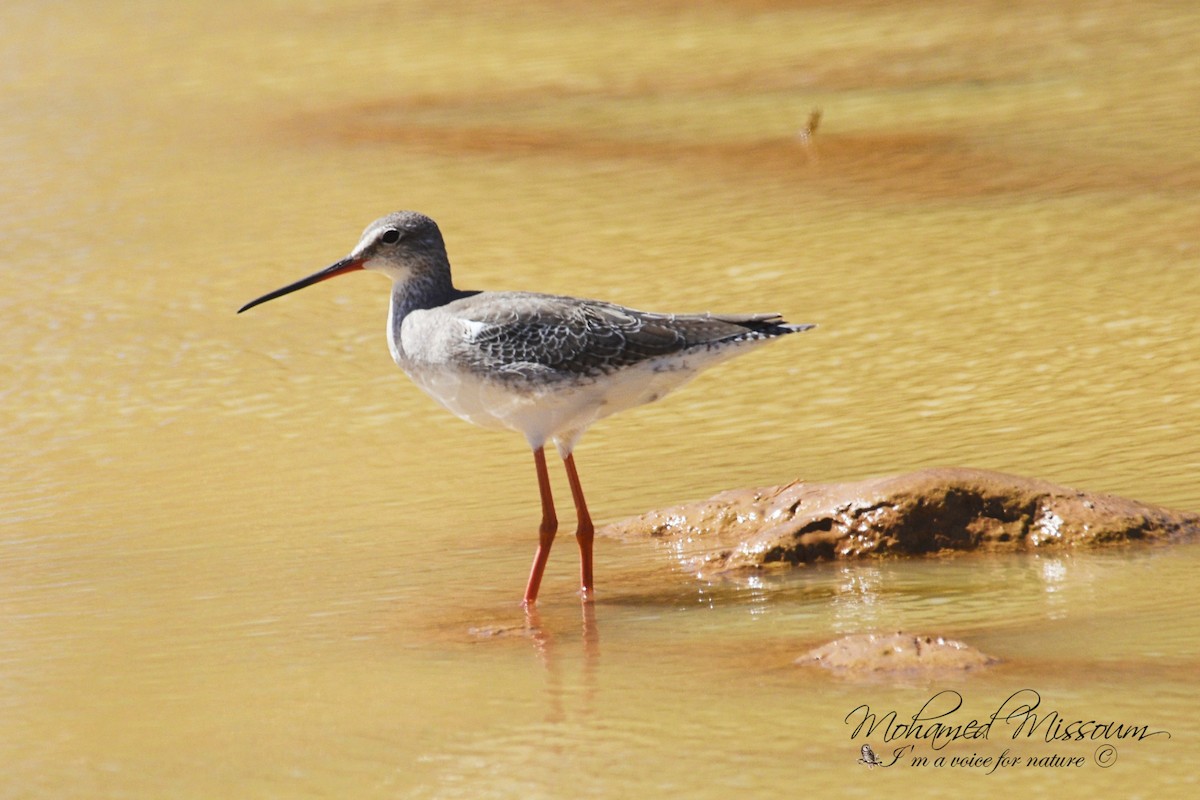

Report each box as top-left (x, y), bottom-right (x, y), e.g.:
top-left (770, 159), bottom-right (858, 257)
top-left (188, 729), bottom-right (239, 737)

top-left (2, 1), bottom-right (1197, 797)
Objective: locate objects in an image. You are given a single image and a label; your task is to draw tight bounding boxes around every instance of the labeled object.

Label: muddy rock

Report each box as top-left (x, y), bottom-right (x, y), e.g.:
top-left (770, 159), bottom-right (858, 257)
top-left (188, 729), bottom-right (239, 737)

top-left (798, 632), bottom-right (997, 674)
top-left (602, 467), bottom-right (1200, 573)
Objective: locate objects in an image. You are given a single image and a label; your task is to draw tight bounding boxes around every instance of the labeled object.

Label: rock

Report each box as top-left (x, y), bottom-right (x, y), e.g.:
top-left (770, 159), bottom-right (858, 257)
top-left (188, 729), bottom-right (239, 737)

top-left (798, 632), bottom-right (997, 674)
top-left (602, 467), bottom-right (1200, 573)
top-left (467, 624), bottom-right (531, 639)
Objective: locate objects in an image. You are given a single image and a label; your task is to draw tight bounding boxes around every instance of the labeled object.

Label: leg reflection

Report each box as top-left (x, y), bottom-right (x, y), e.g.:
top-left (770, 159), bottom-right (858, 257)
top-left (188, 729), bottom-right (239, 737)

top-left (522, 602), bottom-right (601, 721)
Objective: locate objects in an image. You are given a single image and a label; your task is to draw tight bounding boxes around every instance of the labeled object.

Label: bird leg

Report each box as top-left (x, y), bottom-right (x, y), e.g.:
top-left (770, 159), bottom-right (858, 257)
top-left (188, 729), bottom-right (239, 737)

top-left (562, 453), bottom-right (595, 600)
top-left (523, 447), bottom-right (558, 606)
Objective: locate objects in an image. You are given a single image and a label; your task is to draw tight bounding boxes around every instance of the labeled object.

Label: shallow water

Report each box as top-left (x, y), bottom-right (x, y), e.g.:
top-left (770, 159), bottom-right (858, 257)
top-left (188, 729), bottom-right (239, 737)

top-left (2, 0), bottom-right (1198, 796)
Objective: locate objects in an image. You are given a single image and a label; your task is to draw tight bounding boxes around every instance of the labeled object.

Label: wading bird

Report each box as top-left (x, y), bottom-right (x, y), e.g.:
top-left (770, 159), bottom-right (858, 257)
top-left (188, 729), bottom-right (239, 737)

top-left (239, 212), bottom-right (813, 604)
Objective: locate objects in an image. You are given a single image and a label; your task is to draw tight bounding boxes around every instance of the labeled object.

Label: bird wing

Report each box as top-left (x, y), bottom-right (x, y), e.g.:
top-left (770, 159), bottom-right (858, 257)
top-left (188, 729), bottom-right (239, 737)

top-left (447, 292), bottom-right (798, 380)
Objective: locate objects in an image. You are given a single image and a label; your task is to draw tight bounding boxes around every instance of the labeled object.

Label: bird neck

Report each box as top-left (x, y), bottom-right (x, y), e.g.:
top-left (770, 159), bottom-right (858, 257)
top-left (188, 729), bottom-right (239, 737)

top-left (386, 264), bottom-right (474, 364)
top-left (388, 260), bottom-right (456, 315)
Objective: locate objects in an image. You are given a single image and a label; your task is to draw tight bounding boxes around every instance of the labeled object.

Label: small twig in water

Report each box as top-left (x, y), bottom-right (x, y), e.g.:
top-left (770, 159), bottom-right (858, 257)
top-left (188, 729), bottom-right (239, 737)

top-left (797, 107), bottom-right (822, 144)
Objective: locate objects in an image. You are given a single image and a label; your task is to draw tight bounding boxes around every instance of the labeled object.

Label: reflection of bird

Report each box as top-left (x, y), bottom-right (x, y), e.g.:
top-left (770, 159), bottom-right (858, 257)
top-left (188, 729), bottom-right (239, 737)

top-left (858, 744), bottom-right (883, 768)
top-left (239, 211), bottom-right (814, 605)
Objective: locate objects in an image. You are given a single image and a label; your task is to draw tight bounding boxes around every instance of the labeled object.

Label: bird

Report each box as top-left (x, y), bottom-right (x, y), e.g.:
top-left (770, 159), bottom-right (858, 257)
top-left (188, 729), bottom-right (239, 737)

top-left (238, 211), bottom-right (814, 605)
top-left (858, 744), bottom-right (884, 768)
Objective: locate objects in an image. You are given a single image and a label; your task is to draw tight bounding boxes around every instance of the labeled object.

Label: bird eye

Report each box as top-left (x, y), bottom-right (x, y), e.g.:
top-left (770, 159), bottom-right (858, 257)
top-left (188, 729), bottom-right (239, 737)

top-left (381, 229), bottom-right (402, 244)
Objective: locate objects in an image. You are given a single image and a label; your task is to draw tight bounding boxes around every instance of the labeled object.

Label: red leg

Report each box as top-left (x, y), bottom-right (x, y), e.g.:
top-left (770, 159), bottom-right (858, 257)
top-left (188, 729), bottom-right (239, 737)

top-left (563, 452), bottom-right (595, 600)
top-left (523, 447), bottom-right (558, 606)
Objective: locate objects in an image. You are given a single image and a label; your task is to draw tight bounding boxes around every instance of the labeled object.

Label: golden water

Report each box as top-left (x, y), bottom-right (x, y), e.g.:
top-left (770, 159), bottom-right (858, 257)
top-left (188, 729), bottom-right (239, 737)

top-left (3, 1), bottom-right (1197, 796)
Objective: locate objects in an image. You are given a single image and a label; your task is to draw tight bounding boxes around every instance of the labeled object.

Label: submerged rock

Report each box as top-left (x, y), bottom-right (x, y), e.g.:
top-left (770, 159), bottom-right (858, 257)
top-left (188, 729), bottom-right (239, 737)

top-left (798, 632), bottom-right (997, 674)
top-left (602, 467), bottom-right (1200, 573)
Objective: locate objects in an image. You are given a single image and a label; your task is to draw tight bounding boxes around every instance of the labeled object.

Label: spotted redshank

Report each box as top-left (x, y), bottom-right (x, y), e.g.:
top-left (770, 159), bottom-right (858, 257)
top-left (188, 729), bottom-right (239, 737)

top-left (239, 211), bottom-right (814, 604)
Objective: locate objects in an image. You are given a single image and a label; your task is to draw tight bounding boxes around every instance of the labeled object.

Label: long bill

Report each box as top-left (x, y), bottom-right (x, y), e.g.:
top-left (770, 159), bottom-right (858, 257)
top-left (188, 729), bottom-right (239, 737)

top-left (237, 256), bottom-right (364, 313)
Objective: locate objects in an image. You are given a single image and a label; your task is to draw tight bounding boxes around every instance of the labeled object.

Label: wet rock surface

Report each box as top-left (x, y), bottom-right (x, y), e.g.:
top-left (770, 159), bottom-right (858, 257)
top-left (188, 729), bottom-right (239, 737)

top-left (602, 467), bottom-right (1200, 573)
top-left (798, 632), bottom-right (998, 674)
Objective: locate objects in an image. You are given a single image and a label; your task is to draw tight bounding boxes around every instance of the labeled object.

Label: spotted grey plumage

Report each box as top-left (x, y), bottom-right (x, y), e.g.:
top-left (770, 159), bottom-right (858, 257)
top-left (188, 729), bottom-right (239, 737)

top-left (238, 210), bottom-right (815, 605)
top-left (447, 291), bottom-right (806, 383)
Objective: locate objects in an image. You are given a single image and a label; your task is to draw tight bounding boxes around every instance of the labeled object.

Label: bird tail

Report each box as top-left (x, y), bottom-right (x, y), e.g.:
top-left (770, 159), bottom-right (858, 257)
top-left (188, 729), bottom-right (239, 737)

top-left (713, 313), bottom-right (816, 338)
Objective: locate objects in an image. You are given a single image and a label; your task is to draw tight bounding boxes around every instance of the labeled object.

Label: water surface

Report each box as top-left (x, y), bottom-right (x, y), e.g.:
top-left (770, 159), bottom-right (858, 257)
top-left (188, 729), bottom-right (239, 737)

top-left (2, 1), bottom-right (1197, 796)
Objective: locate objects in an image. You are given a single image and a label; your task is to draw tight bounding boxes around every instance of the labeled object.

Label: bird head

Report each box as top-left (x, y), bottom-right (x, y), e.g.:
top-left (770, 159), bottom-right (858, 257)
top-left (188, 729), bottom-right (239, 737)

top-left (237, 211), bottom-right (449, 313)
